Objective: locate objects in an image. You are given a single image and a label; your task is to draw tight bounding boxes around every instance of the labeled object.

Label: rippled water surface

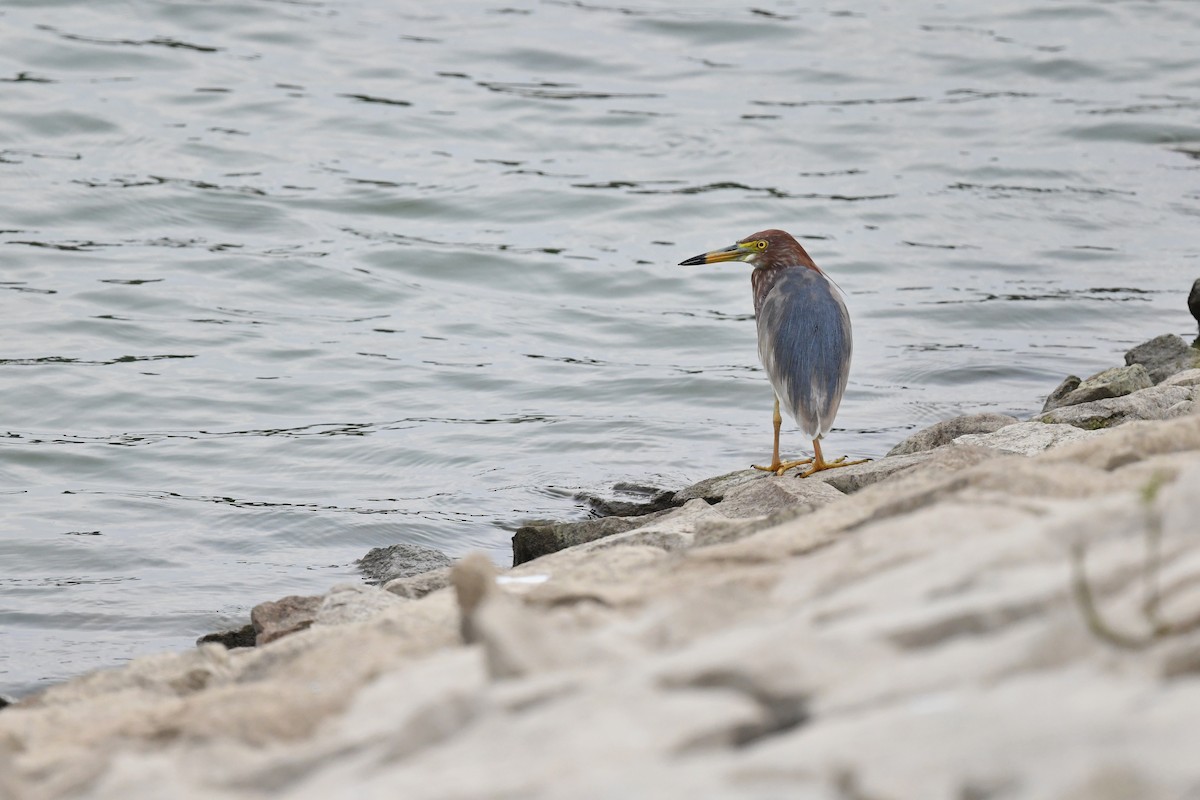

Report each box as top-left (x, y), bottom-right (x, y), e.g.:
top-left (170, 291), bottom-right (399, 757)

top-left (2, 0), bottom-right (1199, 694)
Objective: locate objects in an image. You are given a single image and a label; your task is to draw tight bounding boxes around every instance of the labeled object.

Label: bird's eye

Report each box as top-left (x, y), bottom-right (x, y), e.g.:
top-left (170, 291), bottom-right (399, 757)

top-left (756, 240), bottom-right (767, 251)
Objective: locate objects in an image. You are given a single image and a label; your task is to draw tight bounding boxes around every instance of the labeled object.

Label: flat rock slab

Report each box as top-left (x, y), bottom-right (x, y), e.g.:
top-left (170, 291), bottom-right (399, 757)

top-left (887, 412), bottom-right (1020, 456)
top-left (954, 421), bottom-right (1107, 455)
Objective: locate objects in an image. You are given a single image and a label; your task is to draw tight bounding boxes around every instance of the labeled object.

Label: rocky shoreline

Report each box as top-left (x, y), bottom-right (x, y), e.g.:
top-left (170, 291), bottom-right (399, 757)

top-left (3, 332), bottom-right (1200, 798)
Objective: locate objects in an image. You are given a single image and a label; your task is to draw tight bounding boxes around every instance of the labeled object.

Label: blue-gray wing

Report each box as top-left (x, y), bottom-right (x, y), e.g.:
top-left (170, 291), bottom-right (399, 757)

top-left (755, 268), bottom-right (852, 439)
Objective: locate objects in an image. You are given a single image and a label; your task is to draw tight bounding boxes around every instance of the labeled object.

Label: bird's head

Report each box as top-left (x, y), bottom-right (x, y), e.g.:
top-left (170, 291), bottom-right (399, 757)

top-left (678, 229), bottom-right (817, 270)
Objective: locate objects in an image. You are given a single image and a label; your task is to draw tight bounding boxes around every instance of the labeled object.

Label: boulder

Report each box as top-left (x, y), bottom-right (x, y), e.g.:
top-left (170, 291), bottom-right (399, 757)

top-left (887, 413), bottom-right (1020, 456)
top-left (1036, 385), bottom-right (1194, 430)
top-left (673, 469), bottom-right (766, 504)
top-left (1043, 364), bottom-right (1153, 410)
top-left (575, 482), bottom-right (680, 517)
top-left (581, 498), bottom-right (725, 554)
top-left (711, 475), bottom-right (843, 519)
top-left (511, 508), bottom-right (675, 566)
top-left (384, 567), bottom-right (452, 599)
top-left (250, 594), bottom-right (323, 645)
top-left (1125, 333), bottom-right (1200, 383)
top-left (1041, 375), bottom-right (1082, 412)
top-left (1162, 368), bottom-right (1200, 388)
top-left (357, 543), bottom-right (452, 585)
top-left (315, 584), bottom-right (406, 626)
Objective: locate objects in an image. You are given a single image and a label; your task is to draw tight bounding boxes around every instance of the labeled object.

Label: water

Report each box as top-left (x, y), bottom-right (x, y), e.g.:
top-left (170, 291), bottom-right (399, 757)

top-left (2, 0), bottom-right (1198, 696)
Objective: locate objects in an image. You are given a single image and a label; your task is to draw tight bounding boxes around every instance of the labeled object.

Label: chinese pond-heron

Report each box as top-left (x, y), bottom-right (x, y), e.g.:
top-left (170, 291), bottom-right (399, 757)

top-left (680, 229), bottom-right (867, 477)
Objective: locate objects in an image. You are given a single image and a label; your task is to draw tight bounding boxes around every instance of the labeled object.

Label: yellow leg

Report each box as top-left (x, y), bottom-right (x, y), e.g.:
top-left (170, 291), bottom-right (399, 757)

top-left (752, 397), bottom-right (813, 474)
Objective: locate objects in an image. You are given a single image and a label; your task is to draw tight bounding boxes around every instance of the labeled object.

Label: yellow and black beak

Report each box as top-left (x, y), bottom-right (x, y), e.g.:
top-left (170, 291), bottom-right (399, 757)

top-left (679, 242), bottom-right (749, 266)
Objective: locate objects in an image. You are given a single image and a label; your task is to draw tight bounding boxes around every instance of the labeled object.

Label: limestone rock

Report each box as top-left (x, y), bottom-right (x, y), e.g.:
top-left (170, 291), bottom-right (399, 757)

top-left (1125, 333), bottom-right (1200, 383)
top-left (10, 416), bottom-right (1200, 800)
top-left (953, 420), bottom-right (1107, 455)
top-left (512, 508), bottom-right (673, 566)
top-left (887, 412), bottom-right (1020, 456)
top-left (692, 478), bottom-right (845, 548)
top-left (1042, 375), bottom-right (1082, 412)
top-left (582, 498), bottom-right (724, 554)
top-left (1162, 368), bottom-right (1200, 388)
top-left (251, 594), bottom-right (323, 645)
top-left (357, 543), bottom-right (452, 585)
top-left (813, 451), bottom-right (931, 493)
top-left (672, 469), bottom-right (764, 504)
top-left (1037, 385), bottom-right (1193, 430)
top-left (384, 566), bottom-right (451, 599)
top-left (452, 552), bottom-right (618, 680)
top-left (1043, 364), bottom-right (1153, 410)
top-left (707, 475), bottom-right (841, 519)
top-left (315, 583), bottom-right (407, 626)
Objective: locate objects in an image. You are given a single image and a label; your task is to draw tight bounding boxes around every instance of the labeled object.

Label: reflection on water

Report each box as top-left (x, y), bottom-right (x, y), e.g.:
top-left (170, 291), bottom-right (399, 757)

top-left (2, 0), bottom-right (1199, 695)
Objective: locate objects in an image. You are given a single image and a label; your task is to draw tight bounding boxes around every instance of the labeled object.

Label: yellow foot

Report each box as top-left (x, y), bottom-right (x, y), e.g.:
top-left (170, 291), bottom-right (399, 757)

top-left (752, 457), bottom-right (814, 477)
top-left (794, 455), bottom-right (870, 479)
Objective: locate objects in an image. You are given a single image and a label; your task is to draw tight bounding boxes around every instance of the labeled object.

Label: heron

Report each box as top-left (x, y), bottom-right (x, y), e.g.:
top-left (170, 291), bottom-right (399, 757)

top-left (680, 229), bottom-right (867, 478)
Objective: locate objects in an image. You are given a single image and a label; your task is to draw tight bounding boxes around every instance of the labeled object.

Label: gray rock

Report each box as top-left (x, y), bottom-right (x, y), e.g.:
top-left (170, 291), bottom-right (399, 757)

top-left (384, 566), bottom-right (452, 599)
top-left (582, 498), bottom-right (723, 554)
top-left (357, 543), bottom-right (452, 586)
top-left (709, 477), bottom-right (839, 519)
top-left (316, 584), bottom-right (406, 626)
top-left (250, 594), bottom-right (323, 646)
top-left (666, 476), bottom-right (844, 550)
top-left (512, 508), bottom-right (674, 566)
top-left (575, 482), bottom-right (679, 517)
top-left (694, 504), bottom-right (818, 548)
top-left (673, 469), bottom-right (765, 503)
top-left (815, 451), bottom-right (931, 493)
top-left (1041, 375), bottom-right (1082, 412)
top-left (9, 417), bottom-right (1200, 799)
top-left (953, 421), bottom-right (1106, 455)
top-left (1044, 365), bottom-right (1153, 410)
top-left (1037, 385), bottom-right (1194, 430)
top-left (196, 624), bottom-right (257, 650)
top-left (1162, 368), bottom-right (1200, 388)
top-left (1125, 333), bottom-right (1200, 383)
top-left (887, 413), bottom-right (1021, 456)
top-left (0, 694), bottom-right (14, 710)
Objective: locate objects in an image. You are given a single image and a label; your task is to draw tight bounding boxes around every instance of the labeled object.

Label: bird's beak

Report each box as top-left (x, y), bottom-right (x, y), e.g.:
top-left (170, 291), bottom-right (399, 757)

top-left (679, 243), bottom-right (746, 266)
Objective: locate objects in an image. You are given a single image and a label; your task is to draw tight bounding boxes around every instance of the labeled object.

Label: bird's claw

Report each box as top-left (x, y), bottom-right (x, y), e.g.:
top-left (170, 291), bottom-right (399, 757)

top-left (754, 455), bottom-right (871, 479)
top-left (752, 457), bottom-right (814, 477)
